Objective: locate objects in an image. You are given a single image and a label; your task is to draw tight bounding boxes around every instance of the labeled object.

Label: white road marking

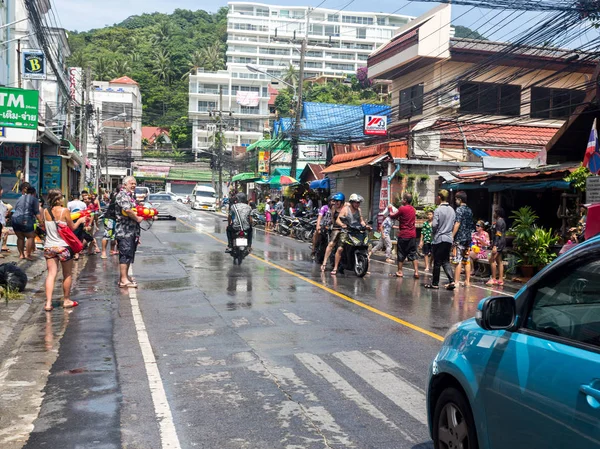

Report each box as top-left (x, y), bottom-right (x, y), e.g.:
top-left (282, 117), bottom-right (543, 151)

top-left (259, 316), bottom-right (275, 326)
top-left (128, 285), bottom-right (182, 449)
top-left (232, 317), bottom-right (250, 328)
top-left (296, 353), bottom-right (400, 432)
top-left (280, 309), bottom-right (309, 325)
top-left (334, 351), bottom-right (427, 425)
top-left (364, 349), bottom-right (410, 373)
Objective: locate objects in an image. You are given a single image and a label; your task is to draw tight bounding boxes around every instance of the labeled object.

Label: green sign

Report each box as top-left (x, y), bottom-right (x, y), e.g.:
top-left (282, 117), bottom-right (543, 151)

top-left (0, 87), bottom-right (39, 130)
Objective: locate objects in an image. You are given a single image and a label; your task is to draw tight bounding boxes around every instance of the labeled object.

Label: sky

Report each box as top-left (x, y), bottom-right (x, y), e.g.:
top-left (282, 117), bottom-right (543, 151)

top-left (52, 0), bottom-right (597, 48)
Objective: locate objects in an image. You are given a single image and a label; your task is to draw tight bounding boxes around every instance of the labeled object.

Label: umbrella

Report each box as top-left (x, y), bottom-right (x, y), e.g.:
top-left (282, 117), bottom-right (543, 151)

top-left (583, 119), bottom-right (600, 174)
top-left (269, 175), bottom-right (299, 186)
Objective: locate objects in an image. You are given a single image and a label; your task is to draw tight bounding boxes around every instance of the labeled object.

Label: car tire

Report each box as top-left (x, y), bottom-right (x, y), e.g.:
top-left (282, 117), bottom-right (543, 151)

top-left (433, 387), bottom-right (478, 449)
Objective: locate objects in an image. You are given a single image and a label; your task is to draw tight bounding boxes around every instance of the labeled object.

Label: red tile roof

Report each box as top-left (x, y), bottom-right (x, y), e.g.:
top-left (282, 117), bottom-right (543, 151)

top-left (142, 127), bottom-right (169, 144)
top-left (438, 121), bottom-right (560, 147)
top-left (109, 76), bottom-right (139, 85)
top-left (322, 154), bottom-right (385, 174)
top-left (306, 163), bottom-right (325, 180)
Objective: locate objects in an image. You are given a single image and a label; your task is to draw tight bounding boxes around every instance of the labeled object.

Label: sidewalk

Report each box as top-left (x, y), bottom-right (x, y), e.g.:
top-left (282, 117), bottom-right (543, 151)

top-left (0, 250), bottom-right (48, 354)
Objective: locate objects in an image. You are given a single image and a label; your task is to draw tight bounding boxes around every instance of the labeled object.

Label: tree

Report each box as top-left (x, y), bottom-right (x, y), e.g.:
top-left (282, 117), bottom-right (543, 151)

top-left (181, 50), bottom-right (204, 79)
top-left (200, 42), bottom-right (224, 71)
top-left (282, 64), bottom-right (299, 88)
top-left (152, 49), bottom-right (175, 84)
top-left (112, 58), bottom-right (131, 78)
top-left (93, 56), bottom-right (113, 81)
top-left (453, 25), bottom-right (487, 41)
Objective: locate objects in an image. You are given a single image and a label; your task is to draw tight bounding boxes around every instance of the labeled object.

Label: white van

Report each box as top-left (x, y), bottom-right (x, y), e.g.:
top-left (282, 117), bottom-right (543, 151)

top-left (135, 186), bottom-right (150, 202)
top-left (191, 185), bottom-right (217, 211)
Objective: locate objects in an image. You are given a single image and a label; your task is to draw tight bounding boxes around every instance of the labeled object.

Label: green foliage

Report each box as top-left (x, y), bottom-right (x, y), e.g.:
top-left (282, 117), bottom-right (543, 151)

top-left (257, 203), bottom-right (266, 213)
top-left (68, 7), bottom-right (229, 142)
top-left (418, 174), bottom-right (430, 182)
top-left (564, 165), bottom-right (592, 193)
top-left (508, 206), bottom-right (557, 267)
top-left (453, 25), bottom-right (488, 41)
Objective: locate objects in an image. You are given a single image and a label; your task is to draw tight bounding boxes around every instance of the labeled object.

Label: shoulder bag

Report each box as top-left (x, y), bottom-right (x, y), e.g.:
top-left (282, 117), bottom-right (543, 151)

top-left (48, 207), bottom-right (84, 253)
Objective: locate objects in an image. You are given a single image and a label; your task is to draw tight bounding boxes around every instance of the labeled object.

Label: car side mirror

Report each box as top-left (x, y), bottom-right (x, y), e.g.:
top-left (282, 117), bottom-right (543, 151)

top-left (476, 296), bottom-right (516, 331)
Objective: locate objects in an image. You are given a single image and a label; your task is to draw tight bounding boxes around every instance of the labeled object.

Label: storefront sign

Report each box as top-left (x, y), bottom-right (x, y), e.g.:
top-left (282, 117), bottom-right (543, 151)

top-left (587, 176), bottom-right (600, 204)
top-left (258, 151), bottom-right (270, 175)
top-left (42, 156), bottom-right (62, 194)
top-left (0, 143), bottom-right (41, 198)
top-left (364, 115), bottom-right (387, 136)
top-left (299, 144), bottom-right (326, 161)
top-left (379, 178), bottom-right (389, 210)
top-left (0, 87), bottom-right (39, 130)
top-left (22, 50), bottom-right (46, 80)
top-left (69, 67), bottom-right (82, 103)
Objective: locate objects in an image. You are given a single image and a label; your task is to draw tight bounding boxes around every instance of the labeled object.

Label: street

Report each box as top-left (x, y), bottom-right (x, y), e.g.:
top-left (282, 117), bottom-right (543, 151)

top-left (0, 203), bottom-right (517, 449)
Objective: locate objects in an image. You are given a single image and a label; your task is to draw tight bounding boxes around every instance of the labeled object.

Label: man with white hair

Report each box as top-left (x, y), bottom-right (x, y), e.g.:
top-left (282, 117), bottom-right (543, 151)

top-left (115, 176), bottom-right (143, 288)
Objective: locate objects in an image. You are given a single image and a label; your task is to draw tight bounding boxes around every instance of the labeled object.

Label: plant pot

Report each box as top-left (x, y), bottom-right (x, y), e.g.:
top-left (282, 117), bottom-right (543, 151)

top-left (519, 264), bottom-right (535, 278)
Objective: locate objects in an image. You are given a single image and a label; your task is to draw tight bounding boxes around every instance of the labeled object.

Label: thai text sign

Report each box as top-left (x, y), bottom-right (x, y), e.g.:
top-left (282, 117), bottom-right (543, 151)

top-left (22, 50), bottom-right (46, 80)
top-left (587, 176), bottom-right (600, 204)
top-left (0, 88), bottom-right (39, 130)
top-left (364, 115), bottom-right (387, 136)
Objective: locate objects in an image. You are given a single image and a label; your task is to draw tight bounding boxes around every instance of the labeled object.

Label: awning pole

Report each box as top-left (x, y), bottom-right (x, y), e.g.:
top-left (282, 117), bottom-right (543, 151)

top-left (24, 144), bottom-right (30, 183)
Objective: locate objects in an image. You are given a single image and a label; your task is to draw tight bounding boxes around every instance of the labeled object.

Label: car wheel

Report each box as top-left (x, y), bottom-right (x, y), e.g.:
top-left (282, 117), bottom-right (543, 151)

top-left (433, 387), bottom-right (478, 449)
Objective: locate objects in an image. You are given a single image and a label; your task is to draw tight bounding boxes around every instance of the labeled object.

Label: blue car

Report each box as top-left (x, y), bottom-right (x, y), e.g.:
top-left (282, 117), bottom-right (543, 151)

top-left (427, 235), bottom-right (600, 449)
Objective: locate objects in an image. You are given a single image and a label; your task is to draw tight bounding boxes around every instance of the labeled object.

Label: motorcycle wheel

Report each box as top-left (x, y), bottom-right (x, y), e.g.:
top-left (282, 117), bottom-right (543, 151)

top-left (304, 230), bottom-right (313, 242)
top-left (355, 253), bottom-right (369, 278)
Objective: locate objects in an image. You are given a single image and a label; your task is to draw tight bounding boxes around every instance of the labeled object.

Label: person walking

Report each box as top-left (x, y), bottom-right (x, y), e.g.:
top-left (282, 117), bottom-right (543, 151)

top-left (0, 186), bottom-right (7, 259)
top-left (115, 176), bottom-right (143, 288)
top-left (389, 193), bottom-right (419, 278)
top-left (419, 209), bottom-right (434, 272)
top-left (425, 190), bottom-right (456, 290)
top-left (41, 189), bottom-right (87, 311)
top-left (321, 193), bottom-right (345, 272)
top-left (488, 207), bottom-right (507, 286)
top-left (452, 191), bottom-right (475, 286)
top-left (369, 210), bottom-right (394, 263)
top-left (11, 182), bottom-right (41, 261)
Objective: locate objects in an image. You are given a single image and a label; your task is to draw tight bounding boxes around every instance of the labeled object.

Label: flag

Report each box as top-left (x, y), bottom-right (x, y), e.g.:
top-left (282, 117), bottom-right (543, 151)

top-left (583, 119), bottom-right (600, 174)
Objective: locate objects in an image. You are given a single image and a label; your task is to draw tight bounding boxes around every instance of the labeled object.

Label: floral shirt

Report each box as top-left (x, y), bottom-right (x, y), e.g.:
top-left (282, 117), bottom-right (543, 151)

top-left (421, 220), bottom-right (433, 244)
top-left (454, 204), bottom-right (475, 244)
top-left (115, 189), bottom-right (140, 239)
top-left (381, 216), bottom-right (393, 236)
top-left (472, 230), bottom-right (490, 248)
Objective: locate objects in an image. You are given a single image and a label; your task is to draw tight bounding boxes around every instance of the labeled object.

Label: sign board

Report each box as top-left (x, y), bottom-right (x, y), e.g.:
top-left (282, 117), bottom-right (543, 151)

top-left (587, 176), bottom-right (600, 204)
top-left (299, 144), bottom-right (326, 161)
top-left (364, 115), bottom-right (387, 136)
top-left (42, 156), bottom-right (62, 194)
top-left (0, 87), bottom-right (39, 130)
top-left (69, 67), bottom-right (82, 103)
top-left (258, 151), bottom-right (270, 174)
top-left (379, 178), bottom-right (389, 210)
top-left (22, 50), bottom-right (46, 80)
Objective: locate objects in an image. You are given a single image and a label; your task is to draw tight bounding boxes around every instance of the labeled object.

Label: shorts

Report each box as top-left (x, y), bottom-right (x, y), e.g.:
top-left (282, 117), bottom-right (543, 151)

top-left (397, 237), bottom-right (418, 262)
top-left (266, 212), bottom-right (272, 222)
top-left (271, 213), bottom-right (278, 224)
top-left (43, 246), bottom-right (74, 262)
top-left (422, 243), bottom-right (432, 256)
top-left (117, 235), bottom-right (138, 264)
top-left (103, 218), bottom-right (116, 241)
top-left (452, 242), bottom-right (471, 264)
top-left (12, 218), bottom-right (34, 234)
top-left (329, 229), bottom-right (342, 247)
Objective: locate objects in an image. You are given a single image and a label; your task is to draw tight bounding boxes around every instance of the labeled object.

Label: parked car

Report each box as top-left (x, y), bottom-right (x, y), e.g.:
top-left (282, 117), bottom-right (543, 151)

top-left (146, 194), bottom-right (177, 219)
top-left (135, 186), bottom-right (150, 202)
top-left (156, 191), bottom-right (189, 203)
top-left (191, 185), bottom-right (217, 211)
top-left (427, 235), bottom-right (600, 449)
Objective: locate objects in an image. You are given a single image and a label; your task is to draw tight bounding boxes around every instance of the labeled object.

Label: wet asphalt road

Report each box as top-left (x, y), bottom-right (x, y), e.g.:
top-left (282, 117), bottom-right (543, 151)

top-left (2, 203), bottom-right (519, 449)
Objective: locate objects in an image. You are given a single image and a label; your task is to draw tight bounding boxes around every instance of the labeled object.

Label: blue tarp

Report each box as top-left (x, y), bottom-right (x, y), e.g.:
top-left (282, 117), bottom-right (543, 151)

top-left (272, 102), bottom-right (392, 143)
top-left (310, 178), bottom-right (330, 190)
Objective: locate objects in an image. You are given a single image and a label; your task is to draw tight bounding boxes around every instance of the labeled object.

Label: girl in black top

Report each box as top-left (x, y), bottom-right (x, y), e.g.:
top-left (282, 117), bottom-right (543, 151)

top-left (487, 207), bottom-right (507, 286)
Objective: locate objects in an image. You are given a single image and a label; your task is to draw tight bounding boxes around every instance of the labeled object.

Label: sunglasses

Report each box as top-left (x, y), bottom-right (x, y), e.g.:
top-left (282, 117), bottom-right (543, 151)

top-left (476, 224), bottom-right (482, 227)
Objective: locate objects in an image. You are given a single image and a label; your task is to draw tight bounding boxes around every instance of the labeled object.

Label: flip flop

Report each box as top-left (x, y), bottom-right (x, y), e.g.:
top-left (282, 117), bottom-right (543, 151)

top-left (101, 255), bottom-right (107, 259)
top-left (395, 272), bottom-right (403, 277)
top-left (118, 282), bottom-right (138, 288)
top-left (445, 283), bottom-right (456, 290)
top-left (62, 301), bottom-right (79, 309)
top-left (44, 306), bottom-right (54, 312)
top-left (414, 273), bottom-right (420, 279)
top-left (330, 270), bottom-right (337, 276)
top-left (424, 284), bottom-right (439, 289)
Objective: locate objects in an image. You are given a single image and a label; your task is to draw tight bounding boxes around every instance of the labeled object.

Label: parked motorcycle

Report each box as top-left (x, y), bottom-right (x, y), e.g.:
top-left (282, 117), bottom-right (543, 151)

top-left (297, 217), bottom-right (317, 242)
top-left (278, 215), bottom-right (295, 236)
top-left (338, 223), bottom-right (370, 277)
top-left (230, 229), bottom-right (250, 265)
top-left (251, 211), bottom-right (266, 228)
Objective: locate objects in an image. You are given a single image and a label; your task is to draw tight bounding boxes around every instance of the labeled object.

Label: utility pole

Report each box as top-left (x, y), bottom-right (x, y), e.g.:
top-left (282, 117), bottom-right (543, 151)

top-left (95, 107), bottom-right (101, 192)
top-left (217, 86), bottom-right (224, 204)
top-left (79, 67), bottom-right (91, 192)
top-left (290, 11), bottom-right (309, 179)
top-left (17, 39), bottom-right (21, 88)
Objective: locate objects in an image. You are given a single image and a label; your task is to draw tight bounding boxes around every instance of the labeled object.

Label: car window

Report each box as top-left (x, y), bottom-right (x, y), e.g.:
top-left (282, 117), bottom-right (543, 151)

top-left (148, 195), bottom-right (172, 201)
top-left (526, 257), bottom-right (600, 348)
top-left (195, 191), bottom-right (215, 198)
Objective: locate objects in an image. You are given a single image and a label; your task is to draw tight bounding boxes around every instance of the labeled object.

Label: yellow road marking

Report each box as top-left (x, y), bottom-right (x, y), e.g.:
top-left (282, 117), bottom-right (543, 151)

top-left (177, 218), bottom-right (444, 342)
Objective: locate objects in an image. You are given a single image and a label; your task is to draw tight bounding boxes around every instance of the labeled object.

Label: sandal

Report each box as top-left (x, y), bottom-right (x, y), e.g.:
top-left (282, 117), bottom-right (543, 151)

top-left (44, 306), bottom-right (54, 312)
top-left (330, 270), bottom-right (337, 276)
top-left (496, 281), bottom-right (504, 286)
top-left (444, 282), bottom-right (456, 290)
top-left (424, 284), bottom-right (439, 289)
top-left (118, 281), bottom-right (138, 288)
top-left (413, 273), bottom-right (420, 279)
top-left (485, 279), bottom-right (497, 286)
top-left (62, 300), bottom-right (79, 309)
top-left (320, 265), bottom-right (326, 272)
top-left (395, 272), bottom-right (403, 278)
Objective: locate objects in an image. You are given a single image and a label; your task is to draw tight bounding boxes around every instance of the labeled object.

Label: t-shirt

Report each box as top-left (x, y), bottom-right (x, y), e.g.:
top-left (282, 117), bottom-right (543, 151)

top-left (432, 203), bottom-right (456, 244)
top-left (68, 200), bottom-right (86, 212)
top-left (381, 216), bottom-right (393, 236)
top-left (115, 190), bottom-right (140, 239)
top-left (230, 203), bottom-right (252, 230)
top-left (421, 221), bottom-right (433, 244)
top-left (12, 194), bottom-right (40, 225)
top-left (454, 204), bottom-right (475, 244)
top-left (391, 205), bottom-right (416, 239)
top-left (318, 205), bottom-right (329, 217)
top-left (0, 201), bottom-right (7, 226)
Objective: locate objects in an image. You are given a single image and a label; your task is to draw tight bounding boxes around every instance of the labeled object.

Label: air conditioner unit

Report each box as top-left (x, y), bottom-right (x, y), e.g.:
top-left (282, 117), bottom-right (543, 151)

top-left (412, 131), bottom-right (440, 159)
top-left (438, 89), bottom-right (460, 109)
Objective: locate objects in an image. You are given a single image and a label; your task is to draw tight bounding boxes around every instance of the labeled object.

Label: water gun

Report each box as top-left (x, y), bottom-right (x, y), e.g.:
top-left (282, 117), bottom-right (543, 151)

top-left (136, 205), bottom-right (158, 220)
top-left (471, 244), bottom-right (481, 254)
top-left (71, 209), bottom-right (92, 221)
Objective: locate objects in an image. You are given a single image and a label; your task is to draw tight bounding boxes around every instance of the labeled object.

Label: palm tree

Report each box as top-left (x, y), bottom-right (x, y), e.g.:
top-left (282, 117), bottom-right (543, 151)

top-left (93, 56), bottom-right (112, 81)
top-left (200, 42), bottom-right (224, 71)
top-left (180, 50), bottom-right (204, 80)
top-left (112, 59), bottom-right (131, 78)
top-left (151, 21), bottom-right (172, 45)
top-left (152, 49), bottom-right (174, 84)
top-left (283, 63), bottom-right (299, 88)
top-left (69, 51), bottom-right (87, 68)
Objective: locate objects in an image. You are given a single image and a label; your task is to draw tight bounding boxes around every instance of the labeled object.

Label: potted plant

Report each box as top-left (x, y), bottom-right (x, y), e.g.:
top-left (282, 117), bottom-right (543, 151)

top-left (418, 174), bottom-right (430, 182)
top-left (407, 173), bottom-right (417, 184)
top-left (509, 206), bottom-right (539, 277)
top-left (530, 227), bottom-right (559, 270)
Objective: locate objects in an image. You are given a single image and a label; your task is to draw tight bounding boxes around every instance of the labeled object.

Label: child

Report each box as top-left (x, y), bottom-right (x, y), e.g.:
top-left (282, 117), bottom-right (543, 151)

top-left (369, 213), bottom-right (394, 262)
top-left (419, 210), bottom-right (434, 272)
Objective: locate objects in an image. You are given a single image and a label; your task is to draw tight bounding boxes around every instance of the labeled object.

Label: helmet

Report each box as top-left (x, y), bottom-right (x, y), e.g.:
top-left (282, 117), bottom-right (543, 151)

top-left (349, 193), bottom-right (362, 203)
top-left (236, 192), bottom-right (248, 204)
top-left (331, 192), bottom-right (345, 202)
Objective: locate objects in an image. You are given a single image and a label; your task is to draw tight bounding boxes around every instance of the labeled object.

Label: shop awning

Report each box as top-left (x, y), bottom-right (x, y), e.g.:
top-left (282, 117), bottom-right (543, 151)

top-left (272, 167), bottom-right (291, 176)
top-left (247, 139), bottom-right (291, 152)
top-left (322, 153), bottom-right (389, 174)
top-left (168, 168), bottom-right (214, 182)
top-left (444, 179), bottom-right (571, 192)
top-left (232, 172), bottom-right (259, 182)
top-left (61, 139), bottom-right (83, 166)
top-left (310, 178), bottom-right (330, 189)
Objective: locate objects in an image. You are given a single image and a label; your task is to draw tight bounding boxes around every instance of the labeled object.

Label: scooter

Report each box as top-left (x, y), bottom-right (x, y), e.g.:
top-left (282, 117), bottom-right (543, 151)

top-left (338, 223), bottom-right (370, 277)
top-left (251, 211), bottom-right (266, 228)
top-left (230, 229), bottom-right (250, 265)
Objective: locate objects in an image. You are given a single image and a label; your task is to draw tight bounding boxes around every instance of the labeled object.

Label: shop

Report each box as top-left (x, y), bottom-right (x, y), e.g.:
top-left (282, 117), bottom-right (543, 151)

top-left (0, 143), bottom-right (41, 199)
top-left (133, 165), bottom-right (170, 192)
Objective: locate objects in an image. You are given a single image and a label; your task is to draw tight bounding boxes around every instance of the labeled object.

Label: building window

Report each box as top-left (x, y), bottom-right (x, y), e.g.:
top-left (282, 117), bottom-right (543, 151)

top-left (307, 50), bottom-right (323, 58)
top-left (198, 101), bottom-right (217, 112)
top-left (459, 82), bottom-right (521, 116)
top-left (240, 106), bottom-right (260, 115)
top-left (280, 10), bottom-right (289, 18)
top-left (399, 84), bottom-right (424, 118)
top-left (356, 28), bottom-right (367, 39)
top-left (325, 25), bottom-right (340, 37)
top-left (256, 8), bottom-right (269, 17)
top-left (197, 84), bottom-right (219, 94)
top-left (530, 87), bottom-right (586, 119)
top-left (342, 16), bottom-right (374, 25)
top-left (327, 14), bottom-right (339, 22)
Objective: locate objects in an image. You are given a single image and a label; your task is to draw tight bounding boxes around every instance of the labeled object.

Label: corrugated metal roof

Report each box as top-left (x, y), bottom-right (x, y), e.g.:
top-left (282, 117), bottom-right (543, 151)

top-left (468, 147), bottom-right (538, 159)
top-left (440, 122), bottom-right (559, 147)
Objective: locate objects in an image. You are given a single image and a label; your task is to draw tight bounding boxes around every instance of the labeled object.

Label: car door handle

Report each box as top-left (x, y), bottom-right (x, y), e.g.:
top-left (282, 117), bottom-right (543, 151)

top-left (580, 385), bottom-right (600, 406)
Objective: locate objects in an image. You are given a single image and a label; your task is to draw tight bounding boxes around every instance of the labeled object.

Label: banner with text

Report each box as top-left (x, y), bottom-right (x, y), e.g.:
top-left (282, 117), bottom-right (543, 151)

top-left (0, 87), bottom-right (39, 130)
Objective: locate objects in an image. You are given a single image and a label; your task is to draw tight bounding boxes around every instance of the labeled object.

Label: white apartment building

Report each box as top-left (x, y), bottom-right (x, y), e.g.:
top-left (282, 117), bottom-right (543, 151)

top-left (227, 2), bottom-right (413, 80)
top-left (188, 68), bottom-right (270, 154)
top-left (86, 76), bottom-right (143, 190)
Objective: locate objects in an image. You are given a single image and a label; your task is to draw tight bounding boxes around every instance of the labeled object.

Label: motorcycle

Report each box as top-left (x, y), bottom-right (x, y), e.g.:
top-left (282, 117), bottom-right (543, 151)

top-left (338, 223), bottom-right (370, 278)
top-left (230, 229), bottom-right (250, 265)
top-left (297, 217), bottom-right (317, 242)
top-left (278, 215), bottom-right (295, 236)
top-left (251, 211), bottom-right (266, 228)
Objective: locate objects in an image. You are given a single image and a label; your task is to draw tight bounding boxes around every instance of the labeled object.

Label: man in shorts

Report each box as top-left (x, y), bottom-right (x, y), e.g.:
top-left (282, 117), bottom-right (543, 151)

top-left (452, 190), bottom-right (475, 286)
top-left (389, 193), bottom-right (419, 278)
top-left (115, 176), bottom-right (143, 288)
